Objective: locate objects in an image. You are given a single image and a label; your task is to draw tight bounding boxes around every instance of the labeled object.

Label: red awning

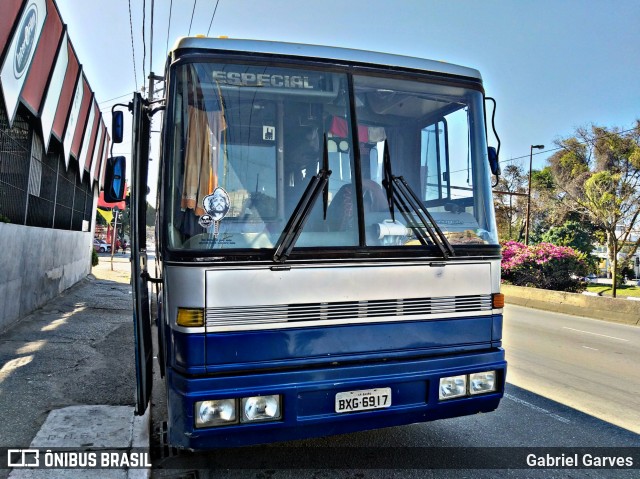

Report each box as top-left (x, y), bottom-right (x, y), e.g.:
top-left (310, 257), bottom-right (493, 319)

top-left (21, 0), bottom-right (64, 114)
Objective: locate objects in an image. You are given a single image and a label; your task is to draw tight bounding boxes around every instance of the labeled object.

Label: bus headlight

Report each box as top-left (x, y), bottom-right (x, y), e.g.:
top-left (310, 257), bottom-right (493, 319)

top-left (195, 399), bottom-right (237, 428)
top-left (439, 375), bottom-right (467, 400)
top-left (241, 395), bottom-right (282, 423)
top-left (469, 371), bottom-right (497, 395)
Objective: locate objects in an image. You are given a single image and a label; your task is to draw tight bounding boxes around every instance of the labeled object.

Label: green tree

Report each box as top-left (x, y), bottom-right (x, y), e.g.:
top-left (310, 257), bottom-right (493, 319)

top-left (494, 164), bottom-right (527, 241)
top-left (539, 220), bottom-right (598, 271)
top-left (528, 167), bottom-right (559, 243)
top-left (548, 122), bottom-right (640, 297)
top-left (146, 202), bottom-right (156, 227)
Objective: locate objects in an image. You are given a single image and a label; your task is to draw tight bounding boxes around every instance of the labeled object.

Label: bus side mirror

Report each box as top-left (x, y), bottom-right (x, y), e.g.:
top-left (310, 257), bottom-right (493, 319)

top-left (112, 111), bottom-right (124, 144)
top-left (488, 147), bottom-right (500, 177)
top-left (104, 156), bottom-right (127, 202)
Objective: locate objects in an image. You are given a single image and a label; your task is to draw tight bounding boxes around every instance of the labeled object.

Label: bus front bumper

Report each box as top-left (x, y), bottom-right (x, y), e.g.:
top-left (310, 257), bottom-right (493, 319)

top-left (166, 349), bottom-right (506, 449)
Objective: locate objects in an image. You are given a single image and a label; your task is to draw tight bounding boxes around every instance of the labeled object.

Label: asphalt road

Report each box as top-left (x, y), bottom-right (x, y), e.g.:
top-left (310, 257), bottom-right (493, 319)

top-left (150, 305), bottom-right (640, 479)
top-left (152, 383), bottom-right (639, 478)
top-left (503, 304), bottom-right (640, 434)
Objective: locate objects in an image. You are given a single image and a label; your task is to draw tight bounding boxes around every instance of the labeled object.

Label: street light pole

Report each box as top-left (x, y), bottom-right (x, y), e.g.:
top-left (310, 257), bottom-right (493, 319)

top-left (110, 206), bottom-right (120, 271)
top-left (525, 144), bottom-right (545, 245)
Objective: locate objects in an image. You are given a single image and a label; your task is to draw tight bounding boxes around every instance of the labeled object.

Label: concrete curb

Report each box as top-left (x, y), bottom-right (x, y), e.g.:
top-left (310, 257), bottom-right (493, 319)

top-left (502, 284), bottom-right (640, 326)
top-left (129, 407), bottom-right (151, 479)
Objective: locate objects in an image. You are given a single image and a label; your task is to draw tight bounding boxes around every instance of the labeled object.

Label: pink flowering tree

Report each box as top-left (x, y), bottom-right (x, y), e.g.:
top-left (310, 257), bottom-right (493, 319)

top-left (501, 241), bottom-right (589, 292)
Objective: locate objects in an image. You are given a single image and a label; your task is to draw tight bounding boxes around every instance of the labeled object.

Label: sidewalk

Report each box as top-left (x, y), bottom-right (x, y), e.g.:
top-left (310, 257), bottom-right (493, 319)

top-left (0, 255), bottom-right (149, 478)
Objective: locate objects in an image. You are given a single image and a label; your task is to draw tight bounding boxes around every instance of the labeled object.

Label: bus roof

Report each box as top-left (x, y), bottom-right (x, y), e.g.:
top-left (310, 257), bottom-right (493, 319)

top-left (170, 37), bottom-right (482, 81)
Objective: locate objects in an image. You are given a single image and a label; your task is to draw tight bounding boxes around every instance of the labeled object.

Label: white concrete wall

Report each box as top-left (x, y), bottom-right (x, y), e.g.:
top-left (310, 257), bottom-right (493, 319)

top-left (0, 223), bottom-right (92, 332)
top-left (502, 284), bottom-right (640, 326)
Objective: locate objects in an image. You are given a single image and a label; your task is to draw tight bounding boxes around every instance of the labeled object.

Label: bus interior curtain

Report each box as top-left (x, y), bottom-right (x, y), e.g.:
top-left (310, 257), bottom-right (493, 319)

top-left (180, 65), bottom-right (227, 216)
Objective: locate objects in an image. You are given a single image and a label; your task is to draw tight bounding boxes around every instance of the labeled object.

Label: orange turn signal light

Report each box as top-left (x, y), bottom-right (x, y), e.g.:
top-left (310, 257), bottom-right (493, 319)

top-left (492, 293), bottom-right (505, 309)
top-left (177, 308), bottom-right (205, 327)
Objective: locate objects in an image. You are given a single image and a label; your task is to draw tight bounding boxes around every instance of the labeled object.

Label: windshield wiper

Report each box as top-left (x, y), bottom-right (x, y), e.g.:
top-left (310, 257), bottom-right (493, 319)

top-left (273, 135), bottom-right (331, 263)
top-left (381, 140), bottom-right (455, 259)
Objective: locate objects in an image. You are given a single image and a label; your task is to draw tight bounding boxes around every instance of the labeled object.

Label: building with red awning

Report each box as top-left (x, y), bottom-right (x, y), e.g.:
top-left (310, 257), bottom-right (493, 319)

top-left (0, 0), bottom-right (113, 330)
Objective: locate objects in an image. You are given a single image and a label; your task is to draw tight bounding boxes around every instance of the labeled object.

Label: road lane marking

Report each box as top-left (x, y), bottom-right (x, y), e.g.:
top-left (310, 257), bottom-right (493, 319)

top-left (504, 393), bottom-right (571, 424)
top-left (562, 327), bottom-right (629, 342)
top-left (582, 346), bottom-right (598, 351)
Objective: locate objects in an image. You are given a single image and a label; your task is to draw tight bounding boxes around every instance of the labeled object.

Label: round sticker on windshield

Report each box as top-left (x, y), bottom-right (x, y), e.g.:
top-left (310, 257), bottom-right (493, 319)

top-left (201, 187), bottom-right (230, 236)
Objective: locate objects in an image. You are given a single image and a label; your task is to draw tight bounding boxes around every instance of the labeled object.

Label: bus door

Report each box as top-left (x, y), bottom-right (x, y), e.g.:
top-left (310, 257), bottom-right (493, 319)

top-left (130, 92), bottom-right (153, 415)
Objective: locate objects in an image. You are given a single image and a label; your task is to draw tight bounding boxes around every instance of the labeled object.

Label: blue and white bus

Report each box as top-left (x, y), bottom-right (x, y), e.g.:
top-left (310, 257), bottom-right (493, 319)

top-left (106, 37), bottom-right (506, 449)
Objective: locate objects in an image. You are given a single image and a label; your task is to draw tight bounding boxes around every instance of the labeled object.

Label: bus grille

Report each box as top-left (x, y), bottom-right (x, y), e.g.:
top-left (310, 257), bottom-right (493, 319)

top-left (205, 294), bottom-right (493, 328)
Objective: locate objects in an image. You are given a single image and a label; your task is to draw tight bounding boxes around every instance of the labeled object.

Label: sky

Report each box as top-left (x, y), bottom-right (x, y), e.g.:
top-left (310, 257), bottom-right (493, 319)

top-left (55, 0), bottom-right (640, 197)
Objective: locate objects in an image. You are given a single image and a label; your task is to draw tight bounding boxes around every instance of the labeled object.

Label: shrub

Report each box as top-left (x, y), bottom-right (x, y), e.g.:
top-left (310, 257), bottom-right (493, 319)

top-left (91, 248), bottom-right (99, 267)
top-left (501, 241), bottom-right (588, 292)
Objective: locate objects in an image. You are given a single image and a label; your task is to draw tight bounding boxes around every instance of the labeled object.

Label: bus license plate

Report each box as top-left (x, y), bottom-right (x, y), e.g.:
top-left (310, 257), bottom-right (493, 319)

top-left (335, 388), bottom-right (392, 413)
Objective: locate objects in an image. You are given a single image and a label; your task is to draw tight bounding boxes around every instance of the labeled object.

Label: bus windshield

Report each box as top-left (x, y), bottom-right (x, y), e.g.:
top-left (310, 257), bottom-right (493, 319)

top-left (167, 61), bottom-right (498, 253)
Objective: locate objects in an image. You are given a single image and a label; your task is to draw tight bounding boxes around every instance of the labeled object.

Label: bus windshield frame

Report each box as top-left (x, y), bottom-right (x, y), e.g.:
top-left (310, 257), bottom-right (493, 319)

top-left (162, 57), bottom-right (499, 261)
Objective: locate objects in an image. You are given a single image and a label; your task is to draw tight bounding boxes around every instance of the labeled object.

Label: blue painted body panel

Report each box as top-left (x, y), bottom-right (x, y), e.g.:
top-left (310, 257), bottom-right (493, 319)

top-left (171, 331), bottom-right (207, 375)
top-left (165, 314), bottom-right (506, 448)
top-left (203, 316), bottom-right (495, 373)
top-left (492, 314), bottom-right (503, 341)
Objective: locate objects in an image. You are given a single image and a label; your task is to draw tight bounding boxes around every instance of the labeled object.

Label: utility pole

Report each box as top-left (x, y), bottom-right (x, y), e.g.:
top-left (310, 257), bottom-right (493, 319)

top-left (148, 73), bottom-right (155, 102)
top-left (525, 144), bottom-right (544, 245)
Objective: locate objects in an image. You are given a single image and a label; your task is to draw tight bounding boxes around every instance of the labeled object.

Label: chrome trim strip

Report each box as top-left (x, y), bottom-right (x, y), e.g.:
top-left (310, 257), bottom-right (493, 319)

top-left (204, 311), bottom-right (492, 333)
top-left (206, 294), bottom-right (492, 331)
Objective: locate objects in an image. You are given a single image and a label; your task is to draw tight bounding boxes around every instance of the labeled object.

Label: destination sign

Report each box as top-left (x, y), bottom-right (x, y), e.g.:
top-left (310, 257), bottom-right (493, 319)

top-left (210, 68), bottom-right (332, 92)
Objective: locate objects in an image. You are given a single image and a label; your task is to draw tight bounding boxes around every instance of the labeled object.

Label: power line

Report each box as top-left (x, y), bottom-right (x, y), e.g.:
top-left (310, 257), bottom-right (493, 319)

top-left (433, 125), bottom-right (640, 180)
top-left (98, 93), bottom-right (133, 106)
top-left (499, 148), bottom-right (557, 166)
top-left (127, 0), bottom-right (138, 89)
top-left (142, 0), bottom-right (147, 90)
top-left (165, 0), bottom-right (173, 54)
top-left (188, 0), bottom-right (197, 36)
top-left (150, 0), bottom-right (155, 74)
top-left (499, 126), bottom-right (638, 167)
top-left (207, 0), bottom-right (221, 36)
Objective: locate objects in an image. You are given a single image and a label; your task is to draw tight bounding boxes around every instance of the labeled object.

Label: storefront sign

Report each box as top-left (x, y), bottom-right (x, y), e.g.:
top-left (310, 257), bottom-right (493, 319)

top-left (0, 0), bottom-right (47, 125)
